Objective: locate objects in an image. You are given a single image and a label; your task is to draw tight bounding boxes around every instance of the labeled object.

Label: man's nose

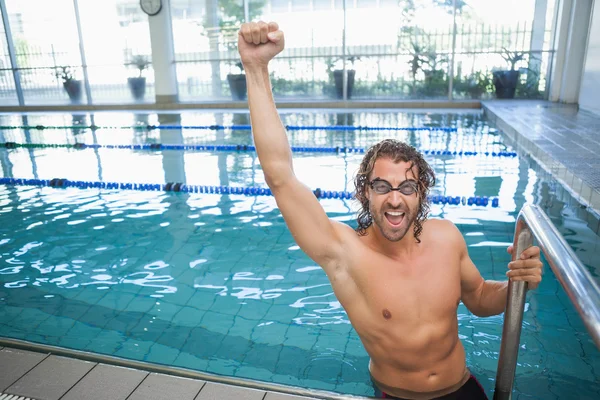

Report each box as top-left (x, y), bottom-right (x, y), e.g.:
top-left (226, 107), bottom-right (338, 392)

top-left (388, 190), bottom-right (404, 206)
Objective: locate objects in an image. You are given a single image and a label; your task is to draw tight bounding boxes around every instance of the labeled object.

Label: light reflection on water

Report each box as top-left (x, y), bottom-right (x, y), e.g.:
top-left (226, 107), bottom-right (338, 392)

top-left (0, 111), bottom-right (599, 399)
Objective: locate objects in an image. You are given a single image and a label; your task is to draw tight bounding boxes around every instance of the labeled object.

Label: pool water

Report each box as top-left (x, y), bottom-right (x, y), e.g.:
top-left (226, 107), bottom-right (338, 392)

top-left (0, 111), bottom-right (599, 399)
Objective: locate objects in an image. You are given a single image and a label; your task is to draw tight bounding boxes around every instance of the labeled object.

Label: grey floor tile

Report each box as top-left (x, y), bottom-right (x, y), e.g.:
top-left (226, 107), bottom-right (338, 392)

top-left (0, 348), bottom-right (47, 392)
top-left (265, 393), bottom-right (319, 400)
top-left (60, 364), bottom-right (148, 400)
top-left (5, 355), bottom-right (96, 400)
top-left (195, 382), bottom-right (265, 400)
top-left (483, 100), bottom-right (600, 213)
top-left (126, 373), bottom-right (205, 400)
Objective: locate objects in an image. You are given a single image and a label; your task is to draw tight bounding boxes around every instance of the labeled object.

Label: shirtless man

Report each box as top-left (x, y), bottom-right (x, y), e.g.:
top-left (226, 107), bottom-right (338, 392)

top-left (237, 22), bottom-right (543, 400)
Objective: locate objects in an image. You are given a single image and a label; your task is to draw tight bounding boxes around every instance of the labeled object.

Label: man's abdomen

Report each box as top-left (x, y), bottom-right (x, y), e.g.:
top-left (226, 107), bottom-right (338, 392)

top-left (368, 337), bottom-right (467, 396)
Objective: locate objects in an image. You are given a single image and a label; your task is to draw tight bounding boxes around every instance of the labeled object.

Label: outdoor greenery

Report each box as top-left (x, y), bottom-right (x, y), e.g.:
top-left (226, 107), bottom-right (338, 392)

top-left (216, 0), bottom-right (266, 51)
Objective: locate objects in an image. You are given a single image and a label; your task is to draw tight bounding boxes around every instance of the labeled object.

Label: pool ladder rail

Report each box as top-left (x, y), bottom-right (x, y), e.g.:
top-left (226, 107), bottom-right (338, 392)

top-left (494, 204), bottom-right (600, 400)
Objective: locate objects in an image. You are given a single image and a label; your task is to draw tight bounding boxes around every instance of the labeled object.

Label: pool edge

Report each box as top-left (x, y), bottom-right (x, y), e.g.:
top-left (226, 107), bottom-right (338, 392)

top-left (0, 337), bottom-right (369, 400)
top-left (482, 101), bottom-right (600, 232)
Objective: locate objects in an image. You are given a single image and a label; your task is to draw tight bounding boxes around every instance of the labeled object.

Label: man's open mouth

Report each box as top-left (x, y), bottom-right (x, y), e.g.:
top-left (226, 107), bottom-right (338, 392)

top-left (384, 210), bottom-right (405, 227)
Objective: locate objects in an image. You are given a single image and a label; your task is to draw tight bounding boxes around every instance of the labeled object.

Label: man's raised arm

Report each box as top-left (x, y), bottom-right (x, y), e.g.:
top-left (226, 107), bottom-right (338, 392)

top-left (238, 21), bottom-right (347, 270)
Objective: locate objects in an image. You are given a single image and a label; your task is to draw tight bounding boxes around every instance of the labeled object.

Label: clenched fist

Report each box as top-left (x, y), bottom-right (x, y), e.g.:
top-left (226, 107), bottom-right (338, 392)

top-left (238, 21), bottom-right (285, 68)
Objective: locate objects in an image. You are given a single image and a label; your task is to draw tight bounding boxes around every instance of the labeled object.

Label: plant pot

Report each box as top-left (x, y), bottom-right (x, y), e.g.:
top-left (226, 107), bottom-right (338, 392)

top-left (492, 70), bottom-right (520, 99)
top-left (227, 74), bottom-right (247, 101)
top-left (333, 69), bottom-right (355, 99)
top-left (63, 80), bottom-right (82, 103)
top-left (128, 77), bottom-right (146, 101)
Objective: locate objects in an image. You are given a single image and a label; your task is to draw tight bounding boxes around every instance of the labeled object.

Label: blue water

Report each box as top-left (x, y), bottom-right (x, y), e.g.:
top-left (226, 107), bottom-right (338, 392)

top-left (0, 111), bottom-right (599, 399)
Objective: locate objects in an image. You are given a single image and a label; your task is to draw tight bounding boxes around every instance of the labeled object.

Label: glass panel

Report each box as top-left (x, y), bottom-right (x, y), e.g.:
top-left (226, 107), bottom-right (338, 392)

top-left (452, 0), bottom-right (557, 100)
top-left (77, 0), bottom-right (153, 104)
top-left (6, 0), bottom-right (85, 105)
top-left (247, 0), bottom-right (345, 100)
top-left (174, 0), bottom-right (251, 101)
top-left (343, 0), bottom-right (454, 99)
top-left (0, 10), bottom-right (18, 105)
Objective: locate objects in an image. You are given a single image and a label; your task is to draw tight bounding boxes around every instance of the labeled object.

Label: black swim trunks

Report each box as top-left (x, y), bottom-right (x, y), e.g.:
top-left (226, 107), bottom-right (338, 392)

top-left (373, 374), bottom-right (489, 400)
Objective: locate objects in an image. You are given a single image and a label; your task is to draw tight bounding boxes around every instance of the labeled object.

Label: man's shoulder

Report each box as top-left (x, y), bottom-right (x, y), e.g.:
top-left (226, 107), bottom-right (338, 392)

top-left (423, 218), bottom-right (462, 240)
top-left (424, 217), bottom-right (457, 230)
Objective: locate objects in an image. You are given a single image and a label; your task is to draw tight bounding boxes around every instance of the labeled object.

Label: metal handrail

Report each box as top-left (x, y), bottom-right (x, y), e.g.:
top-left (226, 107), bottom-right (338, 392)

top-left (494, 204), bottom-right (600, 400)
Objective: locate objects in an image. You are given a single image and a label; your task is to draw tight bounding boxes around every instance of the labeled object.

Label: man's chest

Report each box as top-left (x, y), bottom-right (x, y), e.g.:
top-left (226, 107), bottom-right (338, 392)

top-left (344, 250), bottom-right (463, 324)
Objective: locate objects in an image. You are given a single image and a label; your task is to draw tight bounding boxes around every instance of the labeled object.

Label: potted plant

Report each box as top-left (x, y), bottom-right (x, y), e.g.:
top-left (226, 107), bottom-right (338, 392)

top-left (326, 55), bottom-right (359, 99)
top-left (227, 61), bottom-right (246, 101)
top-left (54, 66), bottom-right (82, 103)
top-left (127, 55), bottom-right (150, 101)
top-left (405, 42), bottom-right (448, 97)
top-left (492, 48), bottom-right (526, 99)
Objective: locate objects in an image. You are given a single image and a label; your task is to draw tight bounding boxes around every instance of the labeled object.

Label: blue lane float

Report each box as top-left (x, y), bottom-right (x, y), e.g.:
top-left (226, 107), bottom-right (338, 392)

top-left (0, 124), bottom-right (458, 132)
top-left (0, 177), bottom-right (500, 207)
top-left (0, 142), bottom-right (518, 158)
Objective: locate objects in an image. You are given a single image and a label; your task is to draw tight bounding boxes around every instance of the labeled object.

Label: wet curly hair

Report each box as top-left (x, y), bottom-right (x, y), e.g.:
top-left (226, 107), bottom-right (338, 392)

top-left (354, 139), bottom-right (436, 243)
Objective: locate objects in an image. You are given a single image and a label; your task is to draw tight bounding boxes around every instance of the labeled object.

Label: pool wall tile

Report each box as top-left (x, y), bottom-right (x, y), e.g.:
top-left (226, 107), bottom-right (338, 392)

top-left (144, 342), bottom-right (181, 365)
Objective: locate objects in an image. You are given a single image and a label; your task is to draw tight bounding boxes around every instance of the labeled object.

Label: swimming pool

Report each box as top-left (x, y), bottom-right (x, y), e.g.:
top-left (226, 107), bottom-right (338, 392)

top-left (0, 110), bottom-right (599, 399)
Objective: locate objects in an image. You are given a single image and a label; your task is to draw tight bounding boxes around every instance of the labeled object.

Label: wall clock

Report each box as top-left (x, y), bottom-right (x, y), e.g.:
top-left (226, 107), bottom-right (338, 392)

top-left (140, 0), bottom-right (162, 16)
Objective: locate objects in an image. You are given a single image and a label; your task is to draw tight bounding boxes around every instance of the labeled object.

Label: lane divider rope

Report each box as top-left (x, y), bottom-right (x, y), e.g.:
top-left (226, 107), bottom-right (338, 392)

top-left (0, 142), bottom-right (517, 158)
top-left (0, 178), bottom-right (500, 207)
top-left (0, 124), bottom-right (458, 132)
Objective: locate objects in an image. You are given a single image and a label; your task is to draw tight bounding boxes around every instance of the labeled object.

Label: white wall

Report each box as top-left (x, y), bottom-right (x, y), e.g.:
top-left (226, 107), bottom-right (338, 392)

top-left (579, 1), bottom-right (600, 114)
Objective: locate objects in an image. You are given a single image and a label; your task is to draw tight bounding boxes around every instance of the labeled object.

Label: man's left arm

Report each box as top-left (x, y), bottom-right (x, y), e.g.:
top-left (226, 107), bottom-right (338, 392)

top-left (457, 226), bottom-right (543, 317)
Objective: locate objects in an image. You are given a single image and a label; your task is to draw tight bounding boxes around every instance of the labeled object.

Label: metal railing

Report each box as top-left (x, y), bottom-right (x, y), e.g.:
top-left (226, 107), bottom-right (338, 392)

top-left (494, 204), bottom-right (600, 400)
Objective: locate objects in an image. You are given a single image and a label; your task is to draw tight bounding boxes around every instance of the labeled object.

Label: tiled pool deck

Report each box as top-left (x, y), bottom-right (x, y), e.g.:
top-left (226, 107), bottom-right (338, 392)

top-left (0, 345), bottom-right (365, 400)
top-left (2, 100), bottom-right (600, 399)
top-left (483, 100), bottom-right (600, 234)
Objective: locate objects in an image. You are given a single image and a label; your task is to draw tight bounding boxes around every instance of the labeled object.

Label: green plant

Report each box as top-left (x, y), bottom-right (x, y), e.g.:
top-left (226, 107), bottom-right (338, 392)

top-left (211, 0), bottom-right (266, 50)
top-left (352, 76), bottom-right (406, 97)
top-left (500, 48), bottom-right (527, 71)
top-left (324, 55), bottom-right (361, 77)
top-left (128, 55), bottom-right (150, 78)
top-left (516, 68), bottom-right (544, 99)
top-left (454, 71), bottom-right (493, 98)
top-left (405, 42), bottom-right (448, 96)
top-left (54, 66), bottom-right (75, 84)
top-left (270, 74), bottom-right (314, 96)
top-left (14, 37), bottom-right (32, 69)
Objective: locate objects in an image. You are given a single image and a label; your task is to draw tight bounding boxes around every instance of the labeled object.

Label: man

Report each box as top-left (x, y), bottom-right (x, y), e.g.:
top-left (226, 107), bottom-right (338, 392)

top-left (237, 21), bottom-right (543, 400)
